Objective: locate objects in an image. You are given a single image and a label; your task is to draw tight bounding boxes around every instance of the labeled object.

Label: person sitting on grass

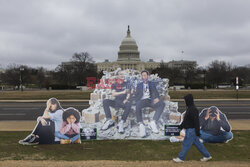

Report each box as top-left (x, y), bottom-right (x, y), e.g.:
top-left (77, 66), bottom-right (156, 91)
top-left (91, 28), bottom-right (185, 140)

top-left (173, 94), bottom-right (212, 163)
top-left (199, 106), bottom-right (233, 143)
top-left (19, 98), bottom-right (64, 145)
top-left (58, 107), bottom-right (81, 144)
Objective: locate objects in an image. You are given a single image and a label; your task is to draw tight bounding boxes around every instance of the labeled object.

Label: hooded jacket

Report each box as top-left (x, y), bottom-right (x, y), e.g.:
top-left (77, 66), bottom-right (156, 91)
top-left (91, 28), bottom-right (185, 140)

top-left (180, 94), bottom-right (200, 136)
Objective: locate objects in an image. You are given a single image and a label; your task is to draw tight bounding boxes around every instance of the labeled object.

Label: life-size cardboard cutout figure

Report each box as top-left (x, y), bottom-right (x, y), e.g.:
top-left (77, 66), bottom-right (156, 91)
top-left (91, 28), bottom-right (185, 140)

top-left (19, 98), bottom-right (64, 145)
top-left (199, 106), bottom-right (233, 143)
top-left (58, 107), bottom-right (81, 144)
top-left (170, 106), bottom-right (233, 144)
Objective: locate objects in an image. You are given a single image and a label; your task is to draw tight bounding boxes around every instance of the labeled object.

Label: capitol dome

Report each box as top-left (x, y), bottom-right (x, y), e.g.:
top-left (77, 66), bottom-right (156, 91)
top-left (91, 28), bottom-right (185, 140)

top-left (117, 26), bottom-right (140, 61)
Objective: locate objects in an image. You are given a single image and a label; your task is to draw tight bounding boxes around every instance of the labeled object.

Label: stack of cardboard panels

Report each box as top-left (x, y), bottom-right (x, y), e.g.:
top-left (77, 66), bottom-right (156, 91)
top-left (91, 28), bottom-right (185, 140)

top-left (83, 109), bottom-right (100, 124)
top-left (169, 112), bottom-right (181, 124)
top-left (82, 68), bottom-right (173, 125)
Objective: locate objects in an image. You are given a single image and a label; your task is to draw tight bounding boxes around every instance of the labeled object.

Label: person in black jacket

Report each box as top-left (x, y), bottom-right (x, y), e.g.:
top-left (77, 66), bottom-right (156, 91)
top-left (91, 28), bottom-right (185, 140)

top-left (173, 94), bottom-right (212, 162)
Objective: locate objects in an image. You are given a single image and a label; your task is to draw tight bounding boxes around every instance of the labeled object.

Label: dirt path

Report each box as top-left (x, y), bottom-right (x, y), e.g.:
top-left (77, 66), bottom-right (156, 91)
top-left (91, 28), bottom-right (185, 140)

top-left (0, 160), bottom-right (250, 167)
top-left (229, 119), bottom-right (250, 130)
top-left (0, 119), bottom-right (250, 131)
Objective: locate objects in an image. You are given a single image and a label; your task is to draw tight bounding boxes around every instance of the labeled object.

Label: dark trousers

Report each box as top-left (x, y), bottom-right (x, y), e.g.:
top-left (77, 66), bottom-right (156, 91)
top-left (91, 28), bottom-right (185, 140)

top-left (136, 98), bottom-right (165, 123)
top-left (103, 99), bottom-right (132, 121)
top-left (32, 121), bottom-right (42, 135)
top-left (32, 119), bottom-right (52, 135)
top-left (31, 119), bottom-right (55, 144)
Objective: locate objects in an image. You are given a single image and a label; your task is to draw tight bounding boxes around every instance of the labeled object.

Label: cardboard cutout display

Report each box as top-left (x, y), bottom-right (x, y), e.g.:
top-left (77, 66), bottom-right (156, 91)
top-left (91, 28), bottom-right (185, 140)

top-left (19, 98), bottom-right (81, 145)
top-left (81, 68), bottom-right (181, 140)
top-left (199, 106), bottom-right (233, 143)
top-left (58, 107), bottom-right (81, 144)
top-left (170, 106), bottom-right (233, 143)
top-left (19, 70), bottom-right (234, 143)
top-left (19, 68), bottom-right (185, 142)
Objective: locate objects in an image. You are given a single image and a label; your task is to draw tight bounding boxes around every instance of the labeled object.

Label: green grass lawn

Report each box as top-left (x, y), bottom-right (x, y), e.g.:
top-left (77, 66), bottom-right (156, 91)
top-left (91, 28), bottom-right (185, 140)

top-left (0, 131), bottom-right (249, 161)
top-left (0, 90), bottom-right (250, 100)
top-left (0, 90), bottom-right (93, 100)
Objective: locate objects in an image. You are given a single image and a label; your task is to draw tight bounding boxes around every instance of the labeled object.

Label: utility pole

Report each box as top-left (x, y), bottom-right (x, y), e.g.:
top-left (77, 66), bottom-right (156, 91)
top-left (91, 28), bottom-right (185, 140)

top-left (236, 76), bottom-right (239, 102)
top-left (20, 67), bottom-right (24, 91)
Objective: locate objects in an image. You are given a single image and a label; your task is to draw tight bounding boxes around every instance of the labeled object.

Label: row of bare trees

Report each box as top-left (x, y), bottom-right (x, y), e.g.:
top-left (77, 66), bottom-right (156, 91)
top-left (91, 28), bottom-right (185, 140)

top-left (151, 60), bottom-right (250, 89)
top-left (1, 53), bottom-right (250, 89)
top-left (0, 65), bottom-right (47, 89)
top-left (0, 52), bottom-right (102, 90)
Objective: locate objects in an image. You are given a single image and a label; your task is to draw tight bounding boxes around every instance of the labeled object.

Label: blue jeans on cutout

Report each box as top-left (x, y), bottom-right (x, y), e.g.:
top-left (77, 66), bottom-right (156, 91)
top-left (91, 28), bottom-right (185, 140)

top-left (103, 99), bottom-right (132, 121)
top-left (136, 98), bottom-right (165, 122)
top-left (55, 131), bottom-right (80, 142)
top-left (178, 128), bottom-right (210, 160)
top-left (200, 130), bottom-right (233, 143)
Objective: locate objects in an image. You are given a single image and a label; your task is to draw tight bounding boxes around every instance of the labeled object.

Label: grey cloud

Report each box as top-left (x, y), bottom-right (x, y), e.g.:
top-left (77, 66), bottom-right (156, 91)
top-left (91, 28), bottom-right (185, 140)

top-left (0, 0), bottom-right (250, 70)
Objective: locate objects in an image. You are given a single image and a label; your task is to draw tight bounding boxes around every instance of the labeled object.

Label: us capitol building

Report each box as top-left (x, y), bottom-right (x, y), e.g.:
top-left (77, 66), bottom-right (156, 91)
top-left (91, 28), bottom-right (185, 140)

top-left (61, 26), bottom-right (196, 72)
top-left (96, 26), bottom-right (161, 72)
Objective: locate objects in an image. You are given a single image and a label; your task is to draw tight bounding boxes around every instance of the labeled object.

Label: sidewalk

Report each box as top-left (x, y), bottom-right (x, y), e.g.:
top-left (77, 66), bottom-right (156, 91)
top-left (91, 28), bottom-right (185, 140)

top-left (0, 119), bottom-right (250, 131)
top-left (1, 160), bottom-right (250, 167)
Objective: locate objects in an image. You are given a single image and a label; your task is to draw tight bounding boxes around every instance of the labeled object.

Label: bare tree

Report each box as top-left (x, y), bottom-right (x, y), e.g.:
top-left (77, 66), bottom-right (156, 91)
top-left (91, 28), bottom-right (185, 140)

top-left (206, 60), bottom-right (232, 88)
top-left (53, 52), bottom-right (97, 87)
top-left (72, 52), bottom-right (95, 72)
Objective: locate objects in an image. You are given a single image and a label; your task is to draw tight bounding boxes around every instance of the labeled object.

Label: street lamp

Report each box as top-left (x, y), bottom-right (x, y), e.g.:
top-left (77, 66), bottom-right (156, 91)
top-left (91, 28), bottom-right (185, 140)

top-left (236, 76), bottom-right (239, 102)
top-left (20, 67), bottom-right (24, 91)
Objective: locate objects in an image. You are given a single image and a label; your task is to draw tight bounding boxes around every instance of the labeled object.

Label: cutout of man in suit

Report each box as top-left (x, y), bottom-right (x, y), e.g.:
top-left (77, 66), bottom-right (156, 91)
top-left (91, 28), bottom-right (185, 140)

top-left (135, 70), bottom-right (165, 137)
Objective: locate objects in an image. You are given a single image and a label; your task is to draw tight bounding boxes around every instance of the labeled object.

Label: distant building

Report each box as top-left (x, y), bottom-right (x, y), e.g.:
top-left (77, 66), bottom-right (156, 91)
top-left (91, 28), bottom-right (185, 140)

top-left (0, 68), bottom-right (5, 73)
top-left (97, 26), bottom-right (160, 72)
top-left (62, 26), bottom-right (197, 72)
top-left (97, 26), bottom-right (197, 72)
top-left (165, 60), bottom-right (197, 70)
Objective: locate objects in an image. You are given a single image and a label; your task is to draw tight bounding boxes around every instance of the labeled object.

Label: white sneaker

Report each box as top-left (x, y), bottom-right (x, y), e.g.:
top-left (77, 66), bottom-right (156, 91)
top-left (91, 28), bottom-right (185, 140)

top-left (173, 157), bottom-right (184, 163)
top-left (101, 119), bottom-right (114, 131)
top-left (199, 138), bottom-right (204, 143)
top-left (117, 120), bottom-right (124, 133)
top-left (139, 123), bottom-right (146, 138)
top-left (170, 136), bottom-right (180, 143)
top-left (200, 156), bottom-right (212, 162)
top-left (149, 120), bottom-right (159, 134)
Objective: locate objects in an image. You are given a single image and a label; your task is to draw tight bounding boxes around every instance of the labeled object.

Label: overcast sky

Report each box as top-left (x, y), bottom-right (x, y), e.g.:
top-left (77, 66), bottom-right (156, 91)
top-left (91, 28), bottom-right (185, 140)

top-left (1, 0), bottom-right (250, 70)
